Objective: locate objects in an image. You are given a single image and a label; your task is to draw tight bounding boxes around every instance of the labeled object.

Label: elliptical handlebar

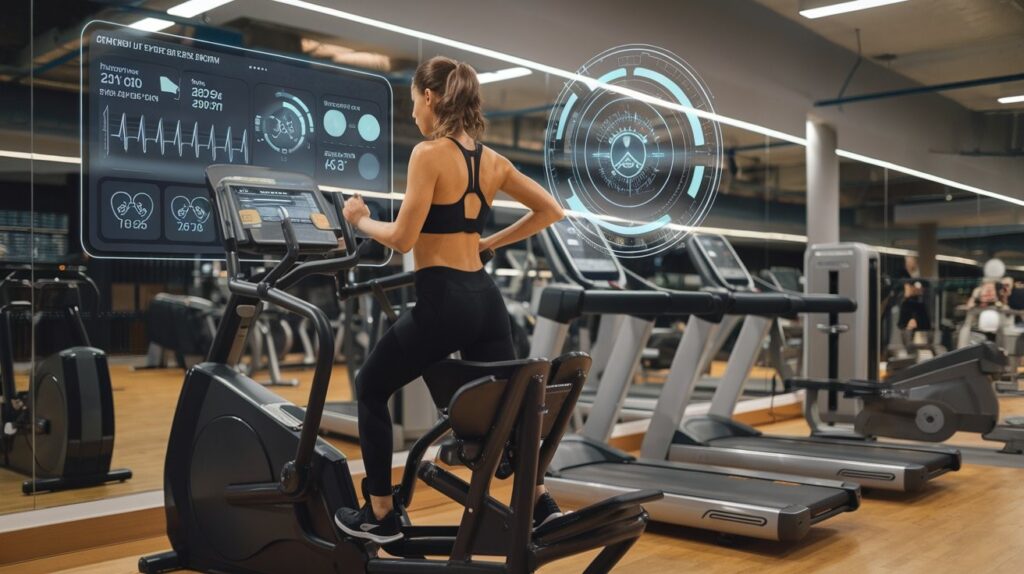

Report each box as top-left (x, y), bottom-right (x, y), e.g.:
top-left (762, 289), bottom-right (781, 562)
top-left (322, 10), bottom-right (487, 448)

top-left (254, 212), bottom-right (301, 293)
top-left (218, 204), bottom-right (364, 497)
top-left (336, 271), bottom-right (416, 299)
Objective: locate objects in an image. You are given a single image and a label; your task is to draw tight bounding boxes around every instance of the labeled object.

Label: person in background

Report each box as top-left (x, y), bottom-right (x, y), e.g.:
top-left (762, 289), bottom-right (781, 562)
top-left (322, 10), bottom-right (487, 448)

top-left (999, 276), bottom-right (1014, 307)
top-left (897, 255), bottom-right (931, 333)
top-left (969, 280), bottom-right (1001, 310)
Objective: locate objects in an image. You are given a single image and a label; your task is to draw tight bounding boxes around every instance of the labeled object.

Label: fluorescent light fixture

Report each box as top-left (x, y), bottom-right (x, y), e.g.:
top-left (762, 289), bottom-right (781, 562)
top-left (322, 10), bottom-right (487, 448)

top-left (477, 67), bottom-right (532, 85)
top-left (0, 149), bottom-right (81, 164)
top-left (835, 149), bottom-right (1024, 207)
top-left (998, 94), bottom-right (1024, 104)
top-left (273, 0), bottom-right (1021, 210)
top-left (129, 18), bottom-right (175, 32)
top-left (799, 0), bottom-right (908, 19)
top-left (300, 38), bottom-right (391, 71)
top-left (269, 0), bottom-right (807, 145)
top-left (167, 0), bottom-right (235, 18)
top-left (320, 186), bottom-right (999, 268)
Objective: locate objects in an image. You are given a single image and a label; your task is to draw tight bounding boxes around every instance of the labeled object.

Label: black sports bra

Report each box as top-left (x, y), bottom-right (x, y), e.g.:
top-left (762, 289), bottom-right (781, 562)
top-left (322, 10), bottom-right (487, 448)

top-left (420, 137), bottom-right (491, 235)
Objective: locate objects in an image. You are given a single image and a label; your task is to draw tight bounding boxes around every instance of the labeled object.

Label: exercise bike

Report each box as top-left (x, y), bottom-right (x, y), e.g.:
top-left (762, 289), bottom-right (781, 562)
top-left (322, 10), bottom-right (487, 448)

top-left (138, 165), bottom-right (658, 573)
top-left (0, 264), bottom-right (132, 494)
top-left (795, 340), bottom-right (1024, 454)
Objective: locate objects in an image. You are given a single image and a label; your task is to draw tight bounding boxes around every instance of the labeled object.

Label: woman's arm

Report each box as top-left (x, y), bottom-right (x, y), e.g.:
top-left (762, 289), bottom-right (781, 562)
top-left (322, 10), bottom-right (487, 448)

top-left (344, 144), bottom-right (438, 253)
top-left (480, 157), bottom-right (564, 252)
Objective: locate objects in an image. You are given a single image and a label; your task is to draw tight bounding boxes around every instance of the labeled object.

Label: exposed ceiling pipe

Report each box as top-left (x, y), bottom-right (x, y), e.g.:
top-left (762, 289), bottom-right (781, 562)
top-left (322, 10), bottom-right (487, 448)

top-left (816, 71), bottom-right (1024, 107)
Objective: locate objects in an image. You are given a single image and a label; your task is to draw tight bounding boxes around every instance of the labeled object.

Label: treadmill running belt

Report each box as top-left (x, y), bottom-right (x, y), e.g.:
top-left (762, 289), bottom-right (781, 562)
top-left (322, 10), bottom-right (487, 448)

top-left (559, 461), bottom-right (852, 513)
top-left (710, 436), bottom-right (957, 473)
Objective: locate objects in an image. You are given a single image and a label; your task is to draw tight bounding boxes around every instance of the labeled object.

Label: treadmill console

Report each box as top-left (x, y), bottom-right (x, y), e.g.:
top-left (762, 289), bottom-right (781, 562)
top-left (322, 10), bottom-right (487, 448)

top-left (206, 165), bottom-right (350, 256)
top-left (546, 216), bottom-right (625, 286)
top-left (689, 233), bottom-right (755, 291)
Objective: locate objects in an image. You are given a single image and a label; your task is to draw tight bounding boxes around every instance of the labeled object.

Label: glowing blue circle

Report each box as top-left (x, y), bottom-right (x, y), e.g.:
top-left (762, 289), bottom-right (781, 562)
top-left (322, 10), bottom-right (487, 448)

top-left (324, 109), bottom-right (347, 138)
top-left (358, 114), bottom-right (381, 142)
top-left (544, 44), bottom-right (722, 259)
top-left (358, 153), bottom-right (380, 180)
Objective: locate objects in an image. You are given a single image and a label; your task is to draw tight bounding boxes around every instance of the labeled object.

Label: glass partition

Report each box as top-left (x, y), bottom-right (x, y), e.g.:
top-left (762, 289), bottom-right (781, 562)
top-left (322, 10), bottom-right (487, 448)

top-left (845, 164), bottom-right (1024, 371)
top-left (1, 0), bottom-right (37, 513)
top-left (4, 0), bottom-right (1013, 517)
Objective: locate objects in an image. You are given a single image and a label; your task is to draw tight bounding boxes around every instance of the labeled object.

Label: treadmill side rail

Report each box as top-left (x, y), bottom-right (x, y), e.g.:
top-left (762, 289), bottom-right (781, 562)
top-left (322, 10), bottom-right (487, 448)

top-left (544, 476), bottom-right (851, 542)
top-left (667, 442), bottom-right (950, 492)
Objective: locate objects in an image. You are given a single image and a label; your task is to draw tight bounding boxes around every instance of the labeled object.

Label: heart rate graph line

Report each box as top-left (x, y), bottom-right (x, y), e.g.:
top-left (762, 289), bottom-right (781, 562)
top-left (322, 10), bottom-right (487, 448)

top-left (101, 106), bottom-right (250, 164)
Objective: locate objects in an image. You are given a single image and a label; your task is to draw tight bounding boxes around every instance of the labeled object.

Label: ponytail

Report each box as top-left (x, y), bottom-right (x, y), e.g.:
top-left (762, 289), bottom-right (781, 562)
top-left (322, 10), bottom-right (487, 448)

top-left (413, 57), bottom-right (487, 139)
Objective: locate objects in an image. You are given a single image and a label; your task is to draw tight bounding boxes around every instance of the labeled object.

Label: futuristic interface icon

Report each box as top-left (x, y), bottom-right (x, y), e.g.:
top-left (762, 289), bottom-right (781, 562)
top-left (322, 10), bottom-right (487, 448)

top-left (109, 191), bottom-right (155, 230)
top-left (170, 195), bottom-right (212, 225)
top-left (255, 90), bottom-right (314, 156)
top-left (609, 131), bottom-right (646, 179)
top-left (545, 45), bottom-right (723, 258)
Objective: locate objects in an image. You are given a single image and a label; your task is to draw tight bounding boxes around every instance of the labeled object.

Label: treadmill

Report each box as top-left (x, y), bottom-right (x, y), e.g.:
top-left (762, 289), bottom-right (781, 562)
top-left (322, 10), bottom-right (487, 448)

top-left (540, 219), bottom-right (733, 415)
top-left (538, 225), bottom-right (772, 418)
top-left (642, 233), bottom-right (961, 493)
top-left (536, 219), bottom-right (861, 542)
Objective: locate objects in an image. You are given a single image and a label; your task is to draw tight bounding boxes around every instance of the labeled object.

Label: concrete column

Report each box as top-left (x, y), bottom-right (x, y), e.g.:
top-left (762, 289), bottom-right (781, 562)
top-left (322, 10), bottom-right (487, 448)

top-left (806, 118), bottom-right (839, 246)
top-left (917, 222), bottom-right (938, 279)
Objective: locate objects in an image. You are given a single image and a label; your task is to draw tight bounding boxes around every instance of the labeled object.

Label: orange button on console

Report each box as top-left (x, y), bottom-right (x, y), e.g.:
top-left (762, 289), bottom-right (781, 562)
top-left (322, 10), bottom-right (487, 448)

top-left (239, 209), bottom-right (261, 226)
top-left (311, 212), bottom-right (331, 230)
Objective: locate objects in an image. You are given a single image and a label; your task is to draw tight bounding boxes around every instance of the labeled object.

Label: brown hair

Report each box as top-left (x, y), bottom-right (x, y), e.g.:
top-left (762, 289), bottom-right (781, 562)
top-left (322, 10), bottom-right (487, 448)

top-left (412, 56), bottom-right (486, 139)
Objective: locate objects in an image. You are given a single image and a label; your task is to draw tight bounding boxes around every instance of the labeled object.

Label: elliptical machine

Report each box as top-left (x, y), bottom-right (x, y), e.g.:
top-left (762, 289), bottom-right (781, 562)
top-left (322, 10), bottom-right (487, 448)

top-left (0, 264), bottom-right (132, 494)
top-left (139, 165), bottom-right (658, 574)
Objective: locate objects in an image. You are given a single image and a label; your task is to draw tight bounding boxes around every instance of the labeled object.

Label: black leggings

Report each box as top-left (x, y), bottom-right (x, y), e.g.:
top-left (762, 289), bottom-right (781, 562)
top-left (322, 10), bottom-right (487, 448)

top-left (356, 266), bottom-right (515, 497)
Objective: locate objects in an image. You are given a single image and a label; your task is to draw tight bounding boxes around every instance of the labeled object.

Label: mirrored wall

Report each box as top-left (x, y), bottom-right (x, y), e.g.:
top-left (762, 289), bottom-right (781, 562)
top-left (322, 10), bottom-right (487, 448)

top-left (3, 1), bottom-right (1018, 517)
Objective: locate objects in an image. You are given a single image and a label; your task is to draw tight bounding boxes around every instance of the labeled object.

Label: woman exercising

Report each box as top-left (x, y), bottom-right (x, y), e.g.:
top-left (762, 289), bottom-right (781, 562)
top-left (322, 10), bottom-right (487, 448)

top-left (335, 56), bottom-right (565, 543)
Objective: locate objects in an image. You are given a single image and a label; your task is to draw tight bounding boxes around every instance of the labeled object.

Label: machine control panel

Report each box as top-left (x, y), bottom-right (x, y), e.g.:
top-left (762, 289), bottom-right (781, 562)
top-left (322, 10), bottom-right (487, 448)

top-left (207, 165), bottom-right (347, 256)
top-left (690, 233), bottom-right (756, 291)
top-left (548, 217), bottom-right (623, 283)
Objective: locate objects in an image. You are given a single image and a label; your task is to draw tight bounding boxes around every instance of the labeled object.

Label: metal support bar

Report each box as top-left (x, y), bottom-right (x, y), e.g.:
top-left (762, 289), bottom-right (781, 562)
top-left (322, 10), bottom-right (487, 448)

top-left (640, 317), bottom-right (720, 460)
top-left (708, 315), bottom-right (773, 418)
top-left (582, 316), bottom-right (653, 444)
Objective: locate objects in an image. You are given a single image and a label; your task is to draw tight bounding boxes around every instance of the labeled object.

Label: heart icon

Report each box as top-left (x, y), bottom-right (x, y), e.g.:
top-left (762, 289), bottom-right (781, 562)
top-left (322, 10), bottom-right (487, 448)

top-left (110, 191), bottom-right (155, 224)
top-left (170, 195), bottom-right (212, 224)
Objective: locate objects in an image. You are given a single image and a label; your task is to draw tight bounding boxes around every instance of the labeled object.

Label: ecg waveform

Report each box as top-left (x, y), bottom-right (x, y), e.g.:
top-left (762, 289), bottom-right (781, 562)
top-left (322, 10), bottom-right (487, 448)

top-left (102, 106), bottom-right (250, 164)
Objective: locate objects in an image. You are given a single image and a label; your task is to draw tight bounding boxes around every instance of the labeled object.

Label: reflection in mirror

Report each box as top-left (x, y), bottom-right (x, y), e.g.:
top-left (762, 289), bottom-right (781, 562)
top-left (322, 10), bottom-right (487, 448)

top-left (1, 6), bottom-right (576, 517)
top-left (0, 163), bottom-right (39, 514)
top-left (1, 0), bottom-right (37, 514)
top-left (1, 7), bottom-right (419, 514)
top-left (865, 166), bottom-right (1024, 383)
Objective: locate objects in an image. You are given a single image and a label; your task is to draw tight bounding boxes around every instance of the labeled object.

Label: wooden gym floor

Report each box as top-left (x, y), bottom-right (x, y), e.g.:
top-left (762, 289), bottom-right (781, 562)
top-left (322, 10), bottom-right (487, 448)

top-left (0, 361), bottom-right (362, 515)
top-left (2, 362), bottom-right (1023, 572)
top-left (0, 358), bottom-right (779, 514)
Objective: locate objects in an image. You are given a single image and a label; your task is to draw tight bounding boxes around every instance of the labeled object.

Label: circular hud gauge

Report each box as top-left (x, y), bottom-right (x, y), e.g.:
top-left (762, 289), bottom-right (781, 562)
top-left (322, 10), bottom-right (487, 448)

top-left (255, 90), bottom-right (314, 155)
top-left (545, 45), bottom-right (722, 258)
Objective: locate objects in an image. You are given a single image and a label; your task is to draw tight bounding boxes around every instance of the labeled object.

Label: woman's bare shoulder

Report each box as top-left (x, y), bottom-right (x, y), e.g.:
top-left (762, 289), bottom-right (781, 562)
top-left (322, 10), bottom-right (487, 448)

top-left (413, 139), bottom-right (449, 156)
top-left (481, 145), bottom-right (512, 172)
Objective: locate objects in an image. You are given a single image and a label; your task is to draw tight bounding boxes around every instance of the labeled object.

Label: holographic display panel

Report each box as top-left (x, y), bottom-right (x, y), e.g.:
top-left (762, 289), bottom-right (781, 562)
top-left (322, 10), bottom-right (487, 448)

top-left (82, 22), bottom-right (392, 259)
top-left (545, 45), bottom-right (722, 258)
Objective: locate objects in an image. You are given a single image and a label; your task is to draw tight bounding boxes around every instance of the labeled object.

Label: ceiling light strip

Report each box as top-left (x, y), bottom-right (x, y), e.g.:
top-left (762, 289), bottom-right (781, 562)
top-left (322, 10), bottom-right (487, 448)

top-left (477, 67), bottom-right (532, 85)
top-left (0, 153), bottom-right (991, 267)
top-left (799, 0), bottom-right (908, 19)
top-left (271, 0), bottom-right (1018, 206)
top-left (128, 18), bottom-right (176, 32)
top-left (835, 149), bottom-right (1024, 207)
top-left (321, 187), bottom-right (988, 266)
top-left (167, 0), bottom-right (236, 18)
top-left (270, 0), bottom-right (805, 145)
top-left (0, 149), bottom-right (81, 164)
